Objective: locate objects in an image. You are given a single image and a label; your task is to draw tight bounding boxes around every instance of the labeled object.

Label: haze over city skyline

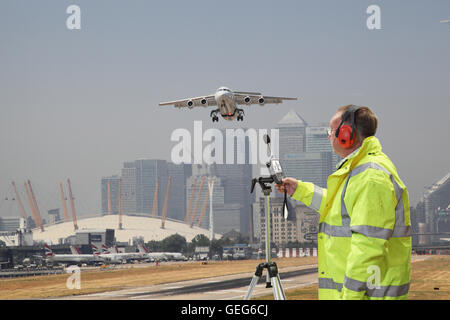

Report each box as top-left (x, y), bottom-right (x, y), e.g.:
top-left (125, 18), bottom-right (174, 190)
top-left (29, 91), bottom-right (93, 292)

top-left (1, 1), bottom-right (450, 220)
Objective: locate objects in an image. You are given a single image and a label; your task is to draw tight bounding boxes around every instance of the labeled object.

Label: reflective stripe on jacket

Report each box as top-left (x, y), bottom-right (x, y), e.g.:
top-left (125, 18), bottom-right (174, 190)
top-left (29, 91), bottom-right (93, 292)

top-left (292, 136), bottom-right (411, 300)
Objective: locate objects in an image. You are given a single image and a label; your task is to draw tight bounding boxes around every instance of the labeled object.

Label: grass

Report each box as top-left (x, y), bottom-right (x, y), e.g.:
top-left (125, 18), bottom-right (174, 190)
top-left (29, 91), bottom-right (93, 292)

top-left (259, 255), bottom-right (450, 300)
top-left (0, 257), bottom-right (318, 299)
top-left (2, 255), bottom-right (448, 300)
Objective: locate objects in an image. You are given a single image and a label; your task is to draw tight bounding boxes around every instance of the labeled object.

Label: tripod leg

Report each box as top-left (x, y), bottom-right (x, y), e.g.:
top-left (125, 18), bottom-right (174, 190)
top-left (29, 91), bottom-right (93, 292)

top-left (268, 262), bottom-right (286, 300)
top-left (266, 270), bottom-right (272, 288)
top-left (271, 274), bottom-right (286, 300)
top-left (243, 262), bottom-right (265, 300)
top-left (244, 275), bottom-right (260, 300)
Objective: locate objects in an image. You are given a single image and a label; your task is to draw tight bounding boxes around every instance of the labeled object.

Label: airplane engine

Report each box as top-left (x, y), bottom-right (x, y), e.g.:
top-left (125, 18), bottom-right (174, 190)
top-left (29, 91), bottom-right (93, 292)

top-left (244, 96), bottom-right (251, 104)
top-left (187, 100), bottom-right (194, 108)
top-left (258, 97), bottom-right (265, 105)
top-left (200, 98), bottom-right (207, 106)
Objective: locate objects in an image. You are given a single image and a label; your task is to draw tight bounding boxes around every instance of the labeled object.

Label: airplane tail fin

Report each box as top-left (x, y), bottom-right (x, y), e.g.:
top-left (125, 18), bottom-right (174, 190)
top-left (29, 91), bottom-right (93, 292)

top-left (70, 245), bottom-right (81, 255)
top-left (137, 243), bottom-right (150, 254)
top-left (44, 243), bottom-right (54, 257)
top-left (101, 244), bottom-right (111, 254)
top-left (91, 244), bottom-right (101, 256)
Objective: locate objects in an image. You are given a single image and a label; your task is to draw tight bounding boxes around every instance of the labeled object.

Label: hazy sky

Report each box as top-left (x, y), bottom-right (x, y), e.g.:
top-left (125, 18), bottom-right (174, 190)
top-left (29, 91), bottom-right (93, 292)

top-left (1, 0), bottom-right (449, 219)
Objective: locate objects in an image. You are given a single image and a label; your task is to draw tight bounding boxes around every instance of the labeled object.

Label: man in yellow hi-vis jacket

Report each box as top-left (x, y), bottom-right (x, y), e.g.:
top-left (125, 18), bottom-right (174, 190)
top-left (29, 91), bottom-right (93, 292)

top-left (276, 105), bottom-right (411, 300)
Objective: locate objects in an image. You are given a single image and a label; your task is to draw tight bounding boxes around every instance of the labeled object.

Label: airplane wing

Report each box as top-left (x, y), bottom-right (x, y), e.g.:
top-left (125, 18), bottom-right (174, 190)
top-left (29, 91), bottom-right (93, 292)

top-left (440, 20), bottom-right (450, 24)
top-left (234, 93), bottom-right (297, 106)
top-left (159, 94), bottom-right (217, 108)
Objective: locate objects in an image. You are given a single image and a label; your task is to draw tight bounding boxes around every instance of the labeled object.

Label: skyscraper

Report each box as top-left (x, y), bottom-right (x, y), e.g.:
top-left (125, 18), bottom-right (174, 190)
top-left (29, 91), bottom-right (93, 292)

top-left (306, 124), bottom-right (340, 170)
top-left (277, 109), bottom-right (308, 156)
top-left (282, 152), bottom-right (332, 188)
top-left (135, 159), bottom-right (168, 215)
top-left (184, 127), bottom-right (255, 236)
top-left (121, 162), bottom-right (137, 214)
top-left (167, 162), bottom-right (191, 221)
top-left (119, 159), bottom-right (191, 221)
top-left (276, 111), bottom-right (334, 188)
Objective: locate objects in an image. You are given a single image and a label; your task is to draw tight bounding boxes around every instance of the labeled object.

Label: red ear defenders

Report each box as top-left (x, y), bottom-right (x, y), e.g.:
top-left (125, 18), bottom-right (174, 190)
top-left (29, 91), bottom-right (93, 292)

top-left (335, 105), bottom-right (359, 148)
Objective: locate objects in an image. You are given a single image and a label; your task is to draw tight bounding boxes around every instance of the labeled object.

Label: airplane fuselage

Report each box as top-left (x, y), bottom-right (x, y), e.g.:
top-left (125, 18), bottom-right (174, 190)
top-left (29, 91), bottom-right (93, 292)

top-left (46, 254), bottom-right (100, 265)
top-left (159, 86), bottom-right (297, 122)
top-left (214, 87), bottom-right (238, 121)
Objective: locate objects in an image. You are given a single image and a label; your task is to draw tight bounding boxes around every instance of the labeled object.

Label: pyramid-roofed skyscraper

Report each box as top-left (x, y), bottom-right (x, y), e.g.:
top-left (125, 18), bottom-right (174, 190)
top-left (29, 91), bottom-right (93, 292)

top-left (277, 109), bottom-right (308, 156)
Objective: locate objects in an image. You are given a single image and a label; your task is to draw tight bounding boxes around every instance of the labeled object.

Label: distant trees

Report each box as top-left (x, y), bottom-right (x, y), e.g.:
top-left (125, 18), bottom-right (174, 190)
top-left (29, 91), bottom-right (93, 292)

top-left (143, 231), bottom-right (250, 258)
top-left (161, 234), bottom-right (187, 253)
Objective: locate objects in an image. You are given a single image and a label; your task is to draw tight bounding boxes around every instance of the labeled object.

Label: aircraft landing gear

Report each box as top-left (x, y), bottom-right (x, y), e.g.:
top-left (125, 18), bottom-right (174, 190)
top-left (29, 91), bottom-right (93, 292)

top-left (210, 109), bottom-right (220, 122)
top-left (237, 109), bottom-right (245, 121)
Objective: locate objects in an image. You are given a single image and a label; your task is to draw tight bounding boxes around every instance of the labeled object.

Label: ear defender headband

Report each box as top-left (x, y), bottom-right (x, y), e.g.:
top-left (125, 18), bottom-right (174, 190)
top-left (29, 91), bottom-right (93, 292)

top-left (335, 105), bottom-right (360, 148)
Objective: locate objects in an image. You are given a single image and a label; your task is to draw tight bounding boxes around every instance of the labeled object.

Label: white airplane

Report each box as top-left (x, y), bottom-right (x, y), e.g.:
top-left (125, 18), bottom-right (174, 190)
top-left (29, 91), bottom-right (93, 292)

top-left (139, 243), bottom-right (187, 261)
top-left (162, 252), bottom-right (188, 261)
top-left (137, 243), bottom-right (170, 262)
top-left (159, 86), bottom-right (297, 122)
top-left (108, 244), bottom-right (145, 262)
top-left (440, 19), bottom-right (450, 24)
top-left (91, 244), bottom-right (145, 264)
top-left (44, 243), bottom-right (100, 266)
top-left (91, 244), bottom-right (127, 264)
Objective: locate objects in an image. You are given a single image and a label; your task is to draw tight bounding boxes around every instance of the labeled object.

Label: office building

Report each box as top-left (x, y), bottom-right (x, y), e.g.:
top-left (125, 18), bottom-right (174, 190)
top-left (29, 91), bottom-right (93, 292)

top-left (118, 160), bottom-right (192, 221)
top-left (167, 163), bottom-right (191, 221)
top-left (414, 172), bottom-right (450, 244)
top-left (47, 209), bottom-right (60, 224)
top-left (306, 124), bottom-right (341, 170)
top-left (277, 109), bottom-right (308, 156)
top-left (135, 159), bottom-right (168, 215)
top-left (121, 162), bottom-right (137, 214)
top-left (282, 152), bottom-right (332, 188)
top-left (259, 197), bottom-right (319, 247)
top-left (186, 173), bottom-right (225, 229)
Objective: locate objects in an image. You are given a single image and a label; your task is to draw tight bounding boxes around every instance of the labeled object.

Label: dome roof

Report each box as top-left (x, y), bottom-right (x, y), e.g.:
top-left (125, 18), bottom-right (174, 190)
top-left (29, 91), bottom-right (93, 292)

top-left (32, 214), bottom-right (218, 244)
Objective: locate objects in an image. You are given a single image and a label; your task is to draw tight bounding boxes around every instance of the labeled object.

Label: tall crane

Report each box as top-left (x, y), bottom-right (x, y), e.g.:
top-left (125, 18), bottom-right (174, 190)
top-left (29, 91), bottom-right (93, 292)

top-left (197, 187), bottom-right (210, 228)
top-left (161, 176), bottom-right (171, 229)
top-left (67, 178), bottom-right (78, 231)
top-left (208, 177), bottom-right (215, 240)
top-left (184, 177), bottom-right (197, 223)
top-left (118, 177), bottom-right (123, 230)
top-left (23, 182), bottom-right (39, 229)
top-left (151, 178), bottom-right (159, 218)
top-left (11, 181), bottom-right (27, 220)
top-left (59, 182), bottom-right (70, 222)
top-left (190, 176), bottom-right (206, 228)
top-left (27, 180), bottom-right (44, 231)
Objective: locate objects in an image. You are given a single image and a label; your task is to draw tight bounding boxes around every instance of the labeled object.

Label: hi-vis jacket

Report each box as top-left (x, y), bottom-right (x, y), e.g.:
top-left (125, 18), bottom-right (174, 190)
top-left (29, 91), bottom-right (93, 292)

top-left (292, 136), bottom-right (411, 300)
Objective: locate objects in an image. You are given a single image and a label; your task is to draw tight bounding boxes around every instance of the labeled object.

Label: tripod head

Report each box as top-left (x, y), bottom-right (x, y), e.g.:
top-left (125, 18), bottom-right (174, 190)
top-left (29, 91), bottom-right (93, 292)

top-left (251, 134), bottom-right (289, 219)
top-left (251, 177), bottom-right (275, 196)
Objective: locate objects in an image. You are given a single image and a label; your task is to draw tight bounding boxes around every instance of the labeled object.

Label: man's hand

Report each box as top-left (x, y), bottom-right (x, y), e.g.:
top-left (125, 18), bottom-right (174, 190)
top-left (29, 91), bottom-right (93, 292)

top-left (275, 178), bottom-right (298, 196)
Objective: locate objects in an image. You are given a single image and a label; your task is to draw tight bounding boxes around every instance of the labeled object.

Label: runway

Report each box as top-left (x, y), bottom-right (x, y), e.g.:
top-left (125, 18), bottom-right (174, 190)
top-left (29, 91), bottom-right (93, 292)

top-left (57, 264), bottom-right (318, 300)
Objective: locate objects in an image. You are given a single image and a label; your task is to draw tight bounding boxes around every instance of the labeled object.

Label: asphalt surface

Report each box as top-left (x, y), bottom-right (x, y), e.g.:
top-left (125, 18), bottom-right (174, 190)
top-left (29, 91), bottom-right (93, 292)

top-left (57, 264), bottom-right (319, 300)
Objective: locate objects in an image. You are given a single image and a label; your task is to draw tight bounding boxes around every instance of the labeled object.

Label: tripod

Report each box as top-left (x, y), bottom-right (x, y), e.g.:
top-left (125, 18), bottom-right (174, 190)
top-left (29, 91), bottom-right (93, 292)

top-left (244, 178), bottom-right (286, 300)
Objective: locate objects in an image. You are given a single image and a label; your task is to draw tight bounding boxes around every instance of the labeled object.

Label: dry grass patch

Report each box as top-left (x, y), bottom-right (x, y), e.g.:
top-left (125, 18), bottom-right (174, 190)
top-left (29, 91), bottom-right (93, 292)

top-left (0, 257), bottom-right (318, 299)
top-left (409, 255), bottom-right (450, 300)
top-left (259, 255), bottom-right (450, 300)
